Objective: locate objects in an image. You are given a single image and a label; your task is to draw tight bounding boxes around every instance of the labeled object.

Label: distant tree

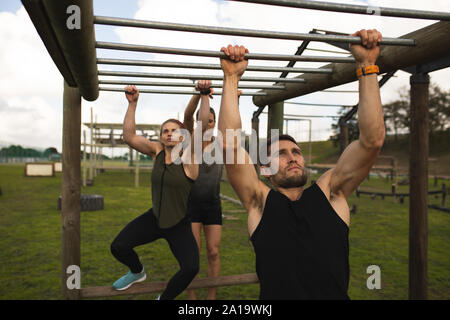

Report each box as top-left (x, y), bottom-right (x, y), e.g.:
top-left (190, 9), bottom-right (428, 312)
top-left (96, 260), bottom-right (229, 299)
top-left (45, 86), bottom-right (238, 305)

top-left (383, 83), bottom-right (449, 136)
top-left (0, 145), bottom-right (42, 157)
top-left (43, 147), bottom-right (58, 158)
top-left (330, 107), bottom-right (359, 147)
top-left (330, 82), bottom-right (449, 144)
top-left (383, 99), bottom-right (408, 141)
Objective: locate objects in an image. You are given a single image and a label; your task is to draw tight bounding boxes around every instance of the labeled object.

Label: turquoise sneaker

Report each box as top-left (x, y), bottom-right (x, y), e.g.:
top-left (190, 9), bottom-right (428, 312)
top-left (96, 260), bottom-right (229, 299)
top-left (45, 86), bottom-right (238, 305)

top-left (112, 267), bottom-right (146, 291)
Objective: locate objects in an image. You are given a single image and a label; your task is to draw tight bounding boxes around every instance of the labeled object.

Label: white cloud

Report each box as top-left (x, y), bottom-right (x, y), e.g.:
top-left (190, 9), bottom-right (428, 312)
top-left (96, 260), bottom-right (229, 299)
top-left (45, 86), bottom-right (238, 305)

top-left (0, 96), bottom-right (62, 150)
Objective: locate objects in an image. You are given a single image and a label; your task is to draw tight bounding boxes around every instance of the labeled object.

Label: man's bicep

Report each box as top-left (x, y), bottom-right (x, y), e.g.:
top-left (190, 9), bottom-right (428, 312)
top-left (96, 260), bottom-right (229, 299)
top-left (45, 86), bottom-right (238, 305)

top-left (225, 153), bottom-right (266, 212)
top-left (331, 139), bottom-right (381, 197)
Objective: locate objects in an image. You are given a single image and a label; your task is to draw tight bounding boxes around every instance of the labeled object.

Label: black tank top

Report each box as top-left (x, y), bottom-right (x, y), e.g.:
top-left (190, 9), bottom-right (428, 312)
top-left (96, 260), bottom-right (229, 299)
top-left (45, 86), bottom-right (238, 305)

top-left (250, 183), bottom-right (350, 300)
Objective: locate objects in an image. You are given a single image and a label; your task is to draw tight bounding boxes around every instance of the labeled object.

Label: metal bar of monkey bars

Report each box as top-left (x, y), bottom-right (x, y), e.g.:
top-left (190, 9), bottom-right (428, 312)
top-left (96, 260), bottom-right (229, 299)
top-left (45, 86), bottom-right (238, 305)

top-left (262, 112), bottom-right (339, 118)
top-left (285, 101), bottom-right (352, 107)
top-left (96, 58), bottom-right (333, 74)
top-left (98, 70), bottom-right (307, 83)
top-left (230, 0), bottom-right (450, 21)
top-left (99, 86), bottom-right (267, 96)
top-left (94, 15), bottom-right (415, 46)
top-left (98, 80), bottom-right (286, 90)
top-left (95, 41), bottom-right (355, 63)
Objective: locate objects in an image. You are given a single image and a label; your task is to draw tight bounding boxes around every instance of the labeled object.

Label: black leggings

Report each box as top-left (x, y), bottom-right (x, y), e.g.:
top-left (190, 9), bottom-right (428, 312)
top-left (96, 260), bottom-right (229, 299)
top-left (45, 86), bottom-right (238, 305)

top-left (110, 209), bottom-right (199, 300)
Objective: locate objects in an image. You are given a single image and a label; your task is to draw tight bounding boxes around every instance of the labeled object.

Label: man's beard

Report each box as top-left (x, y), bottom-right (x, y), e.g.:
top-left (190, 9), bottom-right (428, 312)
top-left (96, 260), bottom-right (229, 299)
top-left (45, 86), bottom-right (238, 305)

top-left (272, 169), bottom-right (308, 189)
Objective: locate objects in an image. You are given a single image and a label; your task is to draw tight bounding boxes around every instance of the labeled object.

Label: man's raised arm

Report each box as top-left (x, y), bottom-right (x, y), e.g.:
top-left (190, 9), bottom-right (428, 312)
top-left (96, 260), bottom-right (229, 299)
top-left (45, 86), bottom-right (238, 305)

top-left (327, 29), bottom-right (386, 198)
top-left (218, 45), bottom-right (268, 214)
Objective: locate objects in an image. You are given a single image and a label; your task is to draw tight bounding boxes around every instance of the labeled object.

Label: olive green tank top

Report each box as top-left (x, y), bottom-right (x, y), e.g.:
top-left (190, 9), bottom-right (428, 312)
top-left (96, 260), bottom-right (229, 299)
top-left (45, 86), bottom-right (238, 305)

top-left (151, 149), bottom-right (194, 228)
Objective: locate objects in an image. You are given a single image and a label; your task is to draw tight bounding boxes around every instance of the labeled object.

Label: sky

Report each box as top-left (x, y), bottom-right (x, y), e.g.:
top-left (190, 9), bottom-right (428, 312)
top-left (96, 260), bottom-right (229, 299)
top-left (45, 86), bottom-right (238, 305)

top-left (0, 0), bottom-right (449, 156)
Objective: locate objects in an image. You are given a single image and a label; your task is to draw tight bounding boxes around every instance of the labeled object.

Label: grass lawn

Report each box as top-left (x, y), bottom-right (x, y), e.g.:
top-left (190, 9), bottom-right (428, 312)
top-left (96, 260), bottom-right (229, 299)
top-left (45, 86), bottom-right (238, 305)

top-left (0, 164), bottom-right (448, 300)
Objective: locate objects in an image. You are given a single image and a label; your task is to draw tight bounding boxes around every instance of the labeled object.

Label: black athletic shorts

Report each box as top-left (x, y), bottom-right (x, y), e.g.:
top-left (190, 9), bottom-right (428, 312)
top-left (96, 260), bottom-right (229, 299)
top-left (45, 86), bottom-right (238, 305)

top-left (188, 202), bottom-right (222, 225)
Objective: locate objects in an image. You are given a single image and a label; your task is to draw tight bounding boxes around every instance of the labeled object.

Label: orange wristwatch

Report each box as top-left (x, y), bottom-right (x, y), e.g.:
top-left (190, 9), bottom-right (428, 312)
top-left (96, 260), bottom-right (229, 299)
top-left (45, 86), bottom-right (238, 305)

top-left (356, 65), bottom-right (380, 78)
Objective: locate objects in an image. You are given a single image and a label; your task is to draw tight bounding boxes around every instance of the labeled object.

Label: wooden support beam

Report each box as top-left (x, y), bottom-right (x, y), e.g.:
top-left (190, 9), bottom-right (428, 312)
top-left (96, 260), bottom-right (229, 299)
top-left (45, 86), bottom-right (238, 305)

top-left (135, 149), bottom-right (140, 188)
top-left (82, 130), bottom-right (87, 187)
top-left (21, 0), bottom-right (76, 86)
top-left (267, 101), bottom-right (284, 140)
top-left (339, 118), bottom-right (349, 155)
top-left (89, 108), bottom-right (94, 180)
top-left (61, 81), bottom-right (81, 300)
top-left (42, 0), bottom-right (99, 101)
top-left (409, 72), bottom-right (429, 300)
top-left (251, 114), bottom-right (260, 174)
top-left (80, 273), bottom-right (258, 299)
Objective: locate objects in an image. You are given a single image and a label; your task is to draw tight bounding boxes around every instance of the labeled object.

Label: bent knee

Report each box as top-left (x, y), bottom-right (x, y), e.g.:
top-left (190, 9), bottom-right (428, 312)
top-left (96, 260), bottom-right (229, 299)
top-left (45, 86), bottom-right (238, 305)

top-left (110, 239), bottom-right (129, 255)
top-left (206, 246), bottom-right (220, 261)
top-left (183, 263), bottom-right (199, 278)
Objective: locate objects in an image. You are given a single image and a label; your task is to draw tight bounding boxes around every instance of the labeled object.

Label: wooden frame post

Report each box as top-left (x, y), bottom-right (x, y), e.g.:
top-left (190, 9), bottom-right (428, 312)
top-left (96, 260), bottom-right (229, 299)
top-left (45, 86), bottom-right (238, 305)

top-left (62, 81), bottom-right (81, 300)
top-left (267, 101), bottom-right (284, 140)
top-left (251, 114), bottom-right (260, 174)
top-left (339, 117), bottom-right (349, 155)
top-left (89, 108), bottom-right (94, 180)
top-left (409, 72), bottom-right (429, 300)
top-left (94, 115), bottom-right (98, 177)
top-left (135, 149), bottom-right (140, 187)
top-left (83, 130), bottom-right (87, 187)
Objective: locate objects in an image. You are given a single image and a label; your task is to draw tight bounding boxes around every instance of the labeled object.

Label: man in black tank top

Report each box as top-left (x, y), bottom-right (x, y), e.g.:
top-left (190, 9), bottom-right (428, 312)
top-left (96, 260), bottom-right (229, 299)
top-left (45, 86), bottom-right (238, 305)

top-left (218, 29), bottom-right (385, 299)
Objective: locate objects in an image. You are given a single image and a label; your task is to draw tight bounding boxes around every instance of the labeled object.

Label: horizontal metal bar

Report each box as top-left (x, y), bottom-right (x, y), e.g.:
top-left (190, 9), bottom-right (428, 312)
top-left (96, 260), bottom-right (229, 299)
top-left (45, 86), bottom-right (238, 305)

top-left (322, 90), bottom-right (358, 93)
top-left (263, 111), bottom-right (339, 118)
top-left (96, 41), bottom-right (355, 63)
top-left (98, 70), bottom-right (306, 83)
top-left (98, 80), bottom-right (285, 90)
top-left (97, 58), bottom-right (333, 74)
top-left (230, 0), bottom-right (450, 21)
top-left (99, 86), bottom-right (267, 96)
top-left (285, 101), bottom-right (352, 107)
top-left (305, 47), bottom-right (348, 54)
top-left (94, 15), bottom-right (415, 46)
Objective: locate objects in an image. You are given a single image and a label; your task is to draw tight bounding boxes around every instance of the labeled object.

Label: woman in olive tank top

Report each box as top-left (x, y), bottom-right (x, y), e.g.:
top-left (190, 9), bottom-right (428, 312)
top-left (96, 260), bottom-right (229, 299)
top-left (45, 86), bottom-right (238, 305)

top-left (110, 83), bottom-right (212, 299)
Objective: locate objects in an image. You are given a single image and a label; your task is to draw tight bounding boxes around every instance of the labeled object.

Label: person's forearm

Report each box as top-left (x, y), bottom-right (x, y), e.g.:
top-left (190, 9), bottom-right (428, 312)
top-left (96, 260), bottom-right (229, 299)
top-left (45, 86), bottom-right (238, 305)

top-left (198, 95), bottom-right (210, 132)
top-left (123, 102), bottom-right (137, 143)
top-left (219, 75), bottom-right (241, 133)
top-left (357, 73), bottom-right (385, 148)
top-left (183, 95), bottom-right (201, 133)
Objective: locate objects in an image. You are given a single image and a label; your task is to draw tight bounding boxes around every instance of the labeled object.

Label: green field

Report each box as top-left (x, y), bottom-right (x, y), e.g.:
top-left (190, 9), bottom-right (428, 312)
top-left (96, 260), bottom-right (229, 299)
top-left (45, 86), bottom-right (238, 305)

top-left (0, 164), bottom-right (448, 300)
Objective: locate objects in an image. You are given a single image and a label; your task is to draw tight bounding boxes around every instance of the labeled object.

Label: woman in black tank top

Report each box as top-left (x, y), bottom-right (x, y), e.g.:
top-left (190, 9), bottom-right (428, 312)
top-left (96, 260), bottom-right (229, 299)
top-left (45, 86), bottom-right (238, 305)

top-left (185, 106), bottom-right (225, 300)
top-left (109, 84), bottom-right (211, 299)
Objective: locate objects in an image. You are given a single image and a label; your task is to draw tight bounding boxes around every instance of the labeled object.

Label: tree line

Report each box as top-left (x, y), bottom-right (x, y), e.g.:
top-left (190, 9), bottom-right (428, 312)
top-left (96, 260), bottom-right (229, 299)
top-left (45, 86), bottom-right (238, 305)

top-left (0, 145), bottom-right (58, 158)
top-left (331, 83), bottom-right (449, 144)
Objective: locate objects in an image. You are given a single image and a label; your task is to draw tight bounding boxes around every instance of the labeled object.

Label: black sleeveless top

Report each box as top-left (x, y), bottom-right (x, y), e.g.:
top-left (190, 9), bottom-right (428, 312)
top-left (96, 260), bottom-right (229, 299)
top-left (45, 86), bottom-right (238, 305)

top-left (250, 183), bottom-right (350, 300)
top-left (188, 146), bottom-right (224, 209)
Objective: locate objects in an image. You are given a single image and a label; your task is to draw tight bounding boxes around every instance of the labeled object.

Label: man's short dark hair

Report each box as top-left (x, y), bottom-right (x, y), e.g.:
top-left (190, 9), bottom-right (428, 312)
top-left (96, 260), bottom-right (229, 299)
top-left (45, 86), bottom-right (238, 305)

top-left (266, 134), bottom-right (299, 155)
top-left (196, 107), bottom-right (216, 121)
